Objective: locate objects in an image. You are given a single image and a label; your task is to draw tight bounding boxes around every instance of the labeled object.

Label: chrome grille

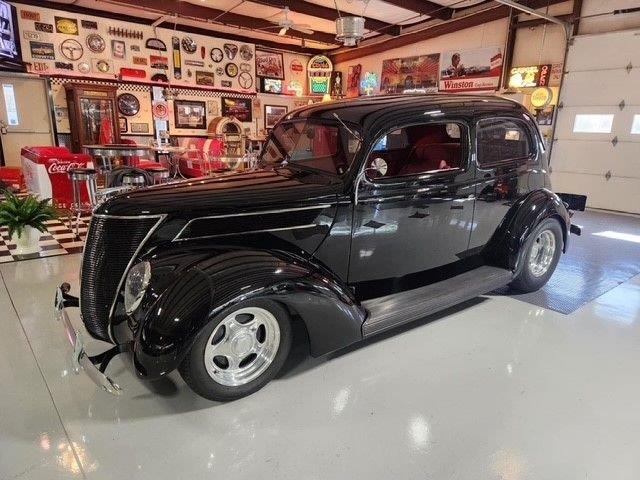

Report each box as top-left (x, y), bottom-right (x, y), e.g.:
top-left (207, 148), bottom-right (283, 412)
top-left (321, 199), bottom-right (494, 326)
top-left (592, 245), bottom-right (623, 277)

top-left (80, 215), bottom-right (161, 341)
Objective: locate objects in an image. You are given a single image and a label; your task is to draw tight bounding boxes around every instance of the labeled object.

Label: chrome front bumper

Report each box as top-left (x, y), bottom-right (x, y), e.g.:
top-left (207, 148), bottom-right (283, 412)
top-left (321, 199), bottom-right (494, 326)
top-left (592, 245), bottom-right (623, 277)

top-left (54, 286), bottom-right (123, 395)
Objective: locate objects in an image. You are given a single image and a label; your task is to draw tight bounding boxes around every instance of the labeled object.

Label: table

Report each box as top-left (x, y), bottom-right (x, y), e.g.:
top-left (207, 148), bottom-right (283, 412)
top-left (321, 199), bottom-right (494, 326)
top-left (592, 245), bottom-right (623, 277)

top-left (150, 146), bottom-right (188, 179)
top-left (83, 144), bottom-right (153, 186)
top-left (82, 144), bottom-right (152, 164)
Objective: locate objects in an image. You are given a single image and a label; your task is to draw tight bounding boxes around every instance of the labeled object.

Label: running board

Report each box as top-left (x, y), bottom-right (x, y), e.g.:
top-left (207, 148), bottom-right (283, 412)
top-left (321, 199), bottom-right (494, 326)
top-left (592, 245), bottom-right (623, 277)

top-left (362, 266), bottom-right (513, 337)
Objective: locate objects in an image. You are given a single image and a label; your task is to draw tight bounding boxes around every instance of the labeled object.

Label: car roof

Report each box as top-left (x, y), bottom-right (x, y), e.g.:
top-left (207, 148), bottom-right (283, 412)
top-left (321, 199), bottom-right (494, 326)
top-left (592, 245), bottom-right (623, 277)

top-left (285, 94), bottom-right (524, 127)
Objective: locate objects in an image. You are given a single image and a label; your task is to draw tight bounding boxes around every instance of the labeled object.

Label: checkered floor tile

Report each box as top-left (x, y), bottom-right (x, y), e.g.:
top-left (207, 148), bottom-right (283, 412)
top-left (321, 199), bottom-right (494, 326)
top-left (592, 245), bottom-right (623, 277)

top-left (0, 215), bottom-right (91, 263)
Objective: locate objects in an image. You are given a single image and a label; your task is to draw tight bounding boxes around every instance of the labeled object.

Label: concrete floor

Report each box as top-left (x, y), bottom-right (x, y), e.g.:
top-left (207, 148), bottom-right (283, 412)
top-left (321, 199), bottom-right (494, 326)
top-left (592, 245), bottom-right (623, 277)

top-left (1, 227), bottom-right (640, 479)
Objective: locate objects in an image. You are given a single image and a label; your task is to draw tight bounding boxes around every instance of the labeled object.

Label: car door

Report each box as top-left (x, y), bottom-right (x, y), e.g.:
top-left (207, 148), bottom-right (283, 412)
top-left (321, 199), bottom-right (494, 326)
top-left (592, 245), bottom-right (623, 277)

top-left (469, 115), bottom-right (541, 251)
top-left (348, 120), bottom-right (476, 300)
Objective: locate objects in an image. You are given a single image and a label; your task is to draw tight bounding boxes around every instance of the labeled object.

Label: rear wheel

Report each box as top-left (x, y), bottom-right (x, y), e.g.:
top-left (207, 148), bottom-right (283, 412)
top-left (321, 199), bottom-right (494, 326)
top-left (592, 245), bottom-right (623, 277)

top-left (510, 218), bottom-right (563, 293)
top-left (178, 299), bottom-right (292, 401)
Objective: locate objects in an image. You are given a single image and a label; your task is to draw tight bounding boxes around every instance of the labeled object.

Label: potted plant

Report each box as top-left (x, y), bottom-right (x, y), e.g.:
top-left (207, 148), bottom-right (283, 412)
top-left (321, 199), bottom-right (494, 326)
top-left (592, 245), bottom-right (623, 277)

top-left (0, 191), bottom-right (58, 255)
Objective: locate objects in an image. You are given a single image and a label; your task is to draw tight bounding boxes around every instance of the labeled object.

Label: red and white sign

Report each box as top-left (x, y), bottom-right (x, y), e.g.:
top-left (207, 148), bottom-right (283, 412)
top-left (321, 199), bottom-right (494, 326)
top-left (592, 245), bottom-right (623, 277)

top-left (152, 101), bottom-right (168, 119)
top-left (290, 59), bottom-right (303, 73)
top-left (439, 47), bottom-right (503, 92)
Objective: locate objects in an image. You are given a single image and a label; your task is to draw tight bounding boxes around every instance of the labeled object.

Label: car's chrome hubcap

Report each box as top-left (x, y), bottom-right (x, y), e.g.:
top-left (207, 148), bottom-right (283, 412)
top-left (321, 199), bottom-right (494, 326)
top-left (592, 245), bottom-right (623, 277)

top-left (204, 307), bottom-right (280, 387)
top-left (528, 229), bottom-right (556, 277)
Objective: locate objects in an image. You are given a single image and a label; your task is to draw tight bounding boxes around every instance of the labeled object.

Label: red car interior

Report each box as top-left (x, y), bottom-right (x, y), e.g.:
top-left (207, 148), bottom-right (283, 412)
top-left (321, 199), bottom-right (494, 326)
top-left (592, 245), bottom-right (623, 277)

top-left (368, 123), bottom-right (464, 178)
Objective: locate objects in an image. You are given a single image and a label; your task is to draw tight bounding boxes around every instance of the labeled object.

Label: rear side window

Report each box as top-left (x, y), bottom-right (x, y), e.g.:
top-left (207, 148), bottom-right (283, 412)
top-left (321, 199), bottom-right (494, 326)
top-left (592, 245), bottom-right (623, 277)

top-left (477, 118), bottom-right (532, 166)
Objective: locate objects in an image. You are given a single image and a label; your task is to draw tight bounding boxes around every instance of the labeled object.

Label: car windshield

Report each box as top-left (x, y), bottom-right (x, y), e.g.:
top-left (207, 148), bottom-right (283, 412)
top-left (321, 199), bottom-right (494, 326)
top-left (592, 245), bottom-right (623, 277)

top-left (261, 119), bottom-right (362, 175)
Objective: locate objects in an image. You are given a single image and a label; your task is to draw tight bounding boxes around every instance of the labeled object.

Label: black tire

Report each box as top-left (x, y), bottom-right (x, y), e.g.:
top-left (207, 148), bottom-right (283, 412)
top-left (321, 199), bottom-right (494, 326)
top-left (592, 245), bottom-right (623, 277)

top-left (178, 299), bottom-right (292, 402)
top-left (510, 218), bottom-right (563, 293)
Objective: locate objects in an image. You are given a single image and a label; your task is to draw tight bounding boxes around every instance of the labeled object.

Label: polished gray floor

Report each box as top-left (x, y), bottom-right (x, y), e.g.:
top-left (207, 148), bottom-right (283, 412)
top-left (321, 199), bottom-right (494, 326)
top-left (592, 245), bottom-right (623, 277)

top-left (496, 210), bottom-right (640, 313)
top-left (1, 213), bottom-right (640, 479)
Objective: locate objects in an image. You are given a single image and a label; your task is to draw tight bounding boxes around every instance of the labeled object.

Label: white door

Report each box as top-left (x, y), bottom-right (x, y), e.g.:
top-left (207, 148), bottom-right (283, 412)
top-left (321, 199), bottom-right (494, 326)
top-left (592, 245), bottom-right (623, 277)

top-left (551, 29), bottom-right (640, 213)
top-left (0, 73), bottom-right (55, 167)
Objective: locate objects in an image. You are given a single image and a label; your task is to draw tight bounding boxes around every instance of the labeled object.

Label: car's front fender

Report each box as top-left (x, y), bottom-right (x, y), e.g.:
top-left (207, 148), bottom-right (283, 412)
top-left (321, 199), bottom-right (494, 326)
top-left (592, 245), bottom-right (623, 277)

top-left (130, 247), bottom-right (365, 380)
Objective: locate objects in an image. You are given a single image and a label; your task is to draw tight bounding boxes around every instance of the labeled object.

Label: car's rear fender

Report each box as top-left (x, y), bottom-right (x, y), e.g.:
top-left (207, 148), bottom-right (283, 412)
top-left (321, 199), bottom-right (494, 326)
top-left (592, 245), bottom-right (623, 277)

top-left (130, 247), bottom-right (365, 380)
top-left (483, 188), bottom-right (570, 271)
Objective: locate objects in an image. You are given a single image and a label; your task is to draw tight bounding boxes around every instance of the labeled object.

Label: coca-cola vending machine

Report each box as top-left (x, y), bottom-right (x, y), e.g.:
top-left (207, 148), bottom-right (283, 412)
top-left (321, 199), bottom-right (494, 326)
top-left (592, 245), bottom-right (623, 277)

top-left (20, 147), bottom-right (93, 210)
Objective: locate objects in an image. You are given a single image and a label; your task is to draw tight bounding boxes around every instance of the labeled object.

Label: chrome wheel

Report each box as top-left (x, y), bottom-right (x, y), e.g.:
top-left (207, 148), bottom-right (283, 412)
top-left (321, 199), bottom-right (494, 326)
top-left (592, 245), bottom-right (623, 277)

top-left (204, 307), bottom-right (280, 387)
top-left (528, 229), bottom-right (556, 277)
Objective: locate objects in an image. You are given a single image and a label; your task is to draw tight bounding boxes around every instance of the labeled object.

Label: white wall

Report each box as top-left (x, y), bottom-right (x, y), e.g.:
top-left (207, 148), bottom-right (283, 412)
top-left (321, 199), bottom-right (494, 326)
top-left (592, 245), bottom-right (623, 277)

top-left (579, 0), bottom-right (640, 34)
top-left (512, 23), bottom-right (567, 67)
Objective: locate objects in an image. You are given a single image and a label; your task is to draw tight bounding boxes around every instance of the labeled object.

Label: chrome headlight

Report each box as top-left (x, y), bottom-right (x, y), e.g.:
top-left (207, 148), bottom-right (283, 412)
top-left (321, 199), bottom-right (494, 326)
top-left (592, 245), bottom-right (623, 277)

top-left (124, 261), bottom-right (151, 315)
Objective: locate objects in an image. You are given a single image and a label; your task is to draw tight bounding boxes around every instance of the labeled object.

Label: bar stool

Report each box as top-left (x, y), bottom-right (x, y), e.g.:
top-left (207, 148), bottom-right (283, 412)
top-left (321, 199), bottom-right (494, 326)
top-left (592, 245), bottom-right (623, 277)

top-left (68, 168), bottom-right (98, 238)
top-left (148, 167), bottom-right (170, 185)
top-left (121, 172), bottom-right (147, 188)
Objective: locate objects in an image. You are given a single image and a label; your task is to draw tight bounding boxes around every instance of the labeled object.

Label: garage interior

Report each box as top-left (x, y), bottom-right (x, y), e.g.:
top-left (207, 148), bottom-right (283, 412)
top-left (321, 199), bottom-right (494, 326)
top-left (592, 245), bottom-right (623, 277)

top-left (1, 0), bottom-right (640, 479)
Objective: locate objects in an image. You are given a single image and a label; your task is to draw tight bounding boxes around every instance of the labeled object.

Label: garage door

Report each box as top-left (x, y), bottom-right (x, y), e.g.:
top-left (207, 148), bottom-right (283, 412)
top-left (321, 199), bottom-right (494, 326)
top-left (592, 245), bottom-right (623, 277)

top-left (551, 29), bottom-right (640, 214)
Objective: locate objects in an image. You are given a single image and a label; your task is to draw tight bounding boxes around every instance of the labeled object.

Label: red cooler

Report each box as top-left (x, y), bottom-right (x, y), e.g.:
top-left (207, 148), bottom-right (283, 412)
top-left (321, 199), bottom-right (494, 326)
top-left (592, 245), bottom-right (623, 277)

top-left (21, 146), bottom-right (93, 210)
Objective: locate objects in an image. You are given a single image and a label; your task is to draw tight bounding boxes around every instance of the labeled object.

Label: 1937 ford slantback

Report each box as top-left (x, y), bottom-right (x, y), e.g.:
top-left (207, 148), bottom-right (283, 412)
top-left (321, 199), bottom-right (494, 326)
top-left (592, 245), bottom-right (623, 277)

top-left (55, 95), bottom-right (579, 401)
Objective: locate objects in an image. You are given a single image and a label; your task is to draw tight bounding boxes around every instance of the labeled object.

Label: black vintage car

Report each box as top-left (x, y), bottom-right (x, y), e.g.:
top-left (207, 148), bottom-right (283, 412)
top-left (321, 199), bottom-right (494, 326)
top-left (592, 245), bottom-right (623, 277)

top-left (55, 94), bottom-right (579, 401)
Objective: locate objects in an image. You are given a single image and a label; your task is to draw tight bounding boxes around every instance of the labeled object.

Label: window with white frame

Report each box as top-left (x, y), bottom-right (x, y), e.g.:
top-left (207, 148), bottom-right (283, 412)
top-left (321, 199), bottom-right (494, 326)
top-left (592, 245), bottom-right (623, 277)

top-left (573, 114), bottom-right (614, 134)
top-left (631, 115), bottom-right (640, 135)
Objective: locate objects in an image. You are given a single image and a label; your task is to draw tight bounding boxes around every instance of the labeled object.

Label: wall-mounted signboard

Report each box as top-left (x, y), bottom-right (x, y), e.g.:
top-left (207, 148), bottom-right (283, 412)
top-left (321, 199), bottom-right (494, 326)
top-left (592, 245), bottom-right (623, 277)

top-left (508, 64), bottom-right (551, 89)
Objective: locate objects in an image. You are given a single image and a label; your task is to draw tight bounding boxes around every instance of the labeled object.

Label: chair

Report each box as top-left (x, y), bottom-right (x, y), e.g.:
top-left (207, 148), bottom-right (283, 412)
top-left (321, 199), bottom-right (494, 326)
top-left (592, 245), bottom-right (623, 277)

top-left (68, 168), bottom-right (98, 238)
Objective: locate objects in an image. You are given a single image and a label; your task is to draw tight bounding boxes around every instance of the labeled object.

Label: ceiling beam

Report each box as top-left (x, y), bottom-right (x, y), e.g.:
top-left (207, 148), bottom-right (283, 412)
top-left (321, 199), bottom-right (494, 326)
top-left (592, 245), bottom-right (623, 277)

top-left (254, 0), bottom-right (399, 35)
top-left (330, 0), bottom-right (568, 64)
top-left (381, 0), bottom-right (453, 20)
top-left (109, 0), bottom-right (339, 46)
top-left (34, 0), bottom-right (321, 53)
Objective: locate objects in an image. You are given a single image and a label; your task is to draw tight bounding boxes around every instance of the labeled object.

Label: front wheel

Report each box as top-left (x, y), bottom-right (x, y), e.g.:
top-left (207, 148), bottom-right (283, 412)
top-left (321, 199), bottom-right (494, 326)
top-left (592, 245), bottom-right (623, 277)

top-left (178, 299), bottom-right (292, 401)
top-left (510, 218), bottom-right (563, 293)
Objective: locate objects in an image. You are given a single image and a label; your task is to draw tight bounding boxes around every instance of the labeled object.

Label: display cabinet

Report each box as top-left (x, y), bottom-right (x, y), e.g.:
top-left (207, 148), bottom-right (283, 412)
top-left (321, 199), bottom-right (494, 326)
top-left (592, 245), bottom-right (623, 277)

top-left (65, 83), bottom-right (120, 152)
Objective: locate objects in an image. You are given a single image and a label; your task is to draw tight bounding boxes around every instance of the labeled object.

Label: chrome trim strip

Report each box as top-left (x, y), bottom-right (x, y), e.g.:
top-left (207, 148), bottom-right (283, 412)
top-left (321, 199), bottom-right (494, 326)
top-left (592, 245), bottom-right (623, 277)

top-left (174, 224), bottom-right (318, 242)
top-left (104, 214), bottom-right (167, 342)
top-left (172, 204), bottom-right (332, 241)
top-left (93, 213), bottom-right (168, 219)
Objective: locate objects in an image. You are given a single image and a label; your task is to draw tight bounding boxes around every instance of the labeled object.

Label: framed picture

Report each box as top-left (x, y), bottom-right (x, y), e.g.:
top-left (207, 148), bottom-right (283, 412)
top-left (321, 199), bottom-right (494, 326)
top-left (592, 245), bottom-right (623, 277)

top-left (130, 122), bottom-right (150, 134)
top-left (118, 117), bottom-right (127, 133)
top-left (536, 105), bottom-right (555, 126)
top-left (111, 39), bottom-right (125, 59)
top-left (255, 50), bottom-right (284, 79)
top-left (174, 100), bottom-right (207, 129)
top-left (221, 96), bottom-right (252, 122)
top-left (264, 105), bottom-right (288, 129)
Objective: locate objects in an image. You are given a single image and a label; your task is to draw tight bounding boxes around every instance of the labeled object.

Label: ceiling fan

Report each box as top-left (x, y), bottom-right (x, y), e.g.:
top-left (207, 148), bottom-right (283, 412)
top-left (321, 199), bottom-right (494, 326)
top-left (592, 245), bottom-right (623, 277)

top-left (260, 6), bottom-right (314, 36)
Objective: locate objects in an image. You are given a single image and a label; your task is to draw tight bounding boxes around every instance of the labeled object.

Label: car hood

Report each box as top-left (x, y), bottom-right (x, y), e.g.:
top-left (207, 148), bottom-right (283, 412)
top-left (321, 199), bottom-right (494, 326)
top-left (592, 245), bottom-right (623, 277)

top-left (95, 168), bottom-right (342, 218)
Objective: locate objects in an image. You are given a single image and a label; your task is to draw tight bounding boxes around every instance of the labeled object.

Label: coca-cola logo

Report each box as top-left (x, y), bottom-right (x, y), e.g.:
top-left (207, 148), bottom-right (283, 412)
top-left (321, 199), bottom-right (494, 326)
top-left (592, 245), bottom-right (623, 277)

top-left (47, 161), bottom-right (82, 174)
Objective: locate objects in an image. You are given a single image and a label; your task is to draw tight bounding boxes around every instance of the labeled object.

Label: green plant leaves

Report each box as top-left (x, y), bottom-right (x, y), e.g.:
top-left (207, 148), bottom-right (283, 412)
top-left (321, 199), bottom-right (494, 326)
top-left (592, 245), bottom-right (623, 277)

top-left (0, 191), bottom-right (58, 239)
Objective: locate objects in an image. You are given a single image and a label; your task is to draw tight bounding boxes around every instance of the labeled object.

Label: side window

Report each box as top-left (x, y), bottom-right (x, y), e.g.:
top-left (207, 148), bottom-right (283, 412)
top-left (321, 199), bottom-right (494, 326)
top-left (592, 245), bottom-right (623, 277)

top-left (477, 118), bottom-right (533, 166)
top-left (367, 122), bottom-right (467, 179)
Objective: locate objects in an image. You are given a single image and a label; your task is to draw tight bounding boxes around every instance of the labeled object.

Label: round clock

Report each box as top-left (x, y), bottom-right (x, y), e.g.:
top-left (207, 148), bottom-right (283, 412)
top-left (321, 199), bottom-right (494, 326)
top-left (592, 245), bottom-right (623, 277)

top-left (78, 62), bottom-right (91, 74)
top-left (239, 44), bottom-right (253, 61)
top-left (95, 60), bottom-right (111, 73)
top-left (181, 37), bottom-right (197, 54)
top-left (238, 71), bottom-right (253, 89)
top-left (210, 48), bottom-right (223, 63)
top-left (225, 62), bottom-right (238, 78)
top-left (86, 34), bottom-right (105, 53)
top-left (60, 39), bottom-right (84, 61)
top-left (117, 93), bottom-right (140, 117)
